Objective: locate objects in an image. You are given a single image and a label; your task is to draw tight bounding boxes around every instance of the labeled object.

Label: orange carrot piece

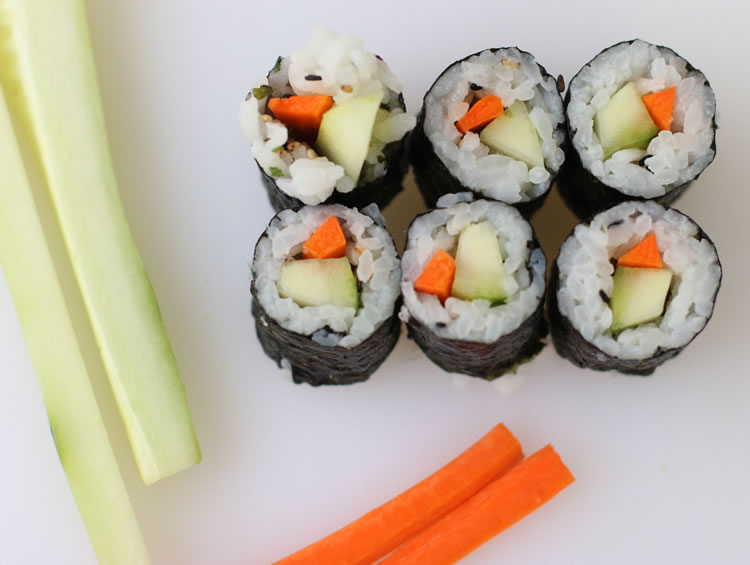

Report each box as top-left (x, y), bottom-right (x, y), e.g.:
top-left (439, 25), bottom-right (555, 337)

top-left (642, 87), bottom-right (676, 131)
top-left (455, 94), bottom-right (503, 135)
top-left (381, 445), bottom-right (575, 565)
top-left (414, 249), bottom-right (456, 303)
top-left (273, 423), bottom-right (523, 565)
top-left (617, 232), bottom-right (663, 269)
top-left (301, 216), bottom-right (347, 260)
top-left (267, 95), bottom-right (334, 141)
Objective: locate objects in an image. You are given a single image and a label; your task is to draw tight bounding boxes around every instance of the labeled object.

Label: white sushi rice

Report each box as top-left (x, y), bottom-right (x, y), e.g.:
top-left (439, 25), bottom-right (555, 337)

top-left (253, 204), bottom-right (400, 348)
top-left (556, 201), bottom-right (721, 359)
top-left (567, 40), bottom-right (716, 197)
top-left (423, 48), bottom-right (565, 203)
top-left (240, 29), bottom-right (415, 205)
top-left (399, 194), bottom-right (546, 343)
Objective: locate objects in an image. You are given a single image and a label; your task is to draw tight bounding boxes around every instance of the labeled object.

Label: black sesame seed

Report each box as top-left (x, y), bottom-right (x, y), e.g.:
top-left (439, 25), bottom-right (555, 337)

top-left (599, 290), bottom-right (610, 304)
top-left (607, 219), bottom-right (625, 229)
top-left (557, 74), bottom-right (565, 93)
top-left (436, 322), bottom-right (447, 328)
top-left (305, 74), bottom-right (322, 81)
top-left (470, 83), bottom-right (483, 91)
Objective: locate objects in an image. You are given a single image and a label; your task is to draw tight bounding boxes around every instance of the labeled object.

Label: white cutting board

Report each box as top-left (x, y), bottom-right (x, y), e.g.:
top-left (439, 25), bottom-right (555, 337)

top-left (1, 0), bottom-right (749, 563)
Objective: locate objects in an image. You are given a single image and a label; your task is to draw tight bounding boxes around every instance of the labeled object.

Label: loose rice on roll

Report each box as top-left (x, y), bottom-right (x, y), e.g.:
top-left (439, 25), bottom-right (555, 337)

top-left (241, 29), bottom-right (415, 212)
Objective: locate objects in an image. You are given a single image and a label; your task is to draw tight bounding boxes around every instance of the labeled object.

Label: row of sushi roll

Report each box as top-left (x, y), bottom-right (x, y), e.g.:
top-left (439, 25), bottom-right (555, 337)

top-left (245, 31), bottom-right (721, 385)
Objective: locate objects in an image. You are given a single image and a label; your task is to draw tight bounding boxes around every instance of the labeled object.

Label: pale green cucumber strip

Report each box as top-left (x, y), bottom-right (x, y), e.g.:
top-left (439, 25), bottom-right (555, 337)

top-left (0, 0), bottom-right (201, 484)
top-left (0, 84), bottom-right (150, 565)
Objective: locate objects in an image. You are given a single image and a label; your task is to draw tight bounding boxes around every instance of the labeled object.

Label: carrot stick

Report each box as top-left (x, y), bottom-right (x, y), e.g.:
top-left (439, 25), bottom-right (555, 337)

top-left (617, 232), bottom-right (663, 269)
top-left (381, 445), bottom-right (574, 565)
top-left (267, 95), bottom-right (334, 141)
top-left (641, 87), bottom-right (676, 131)
top-left (302, 216), bottom-right (347, 260)
top-left (414, 249), bottom-right (456, 303)
top-left (273, 423), bottom-right (523, 565)
top-left (455, 94), bottom-right (503, 135)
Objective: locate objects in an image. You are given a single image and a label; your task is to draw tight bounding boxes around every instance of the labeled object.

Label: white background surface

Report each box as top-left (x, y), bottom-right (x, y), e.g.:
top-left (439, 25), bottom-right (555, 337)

top-left (1, 1), bottom-right (749, 563)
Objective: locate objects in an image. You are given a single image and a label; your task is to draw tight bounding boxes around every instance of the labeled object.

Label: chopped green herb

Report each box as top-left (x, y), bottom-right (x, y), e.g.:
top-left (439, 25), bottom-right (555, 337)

top-left (272, 146), bottom-right (283, 153)
top-left (252, 85), bottom-right (272, 100)
top-left (270, 56), bottom-right (283, 74)
top-left (270, 167), bottom-right (284, 177)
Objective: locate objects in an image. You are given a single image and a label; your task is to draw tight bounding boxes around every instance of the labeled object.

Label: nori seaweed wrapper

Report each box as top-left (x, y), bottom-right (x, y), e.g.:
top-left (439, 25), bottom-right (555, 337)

top-left (547, 205), bottom-right (722, 375)
top-left (251, 297), bottom-right (401, 386)
top-left (257, 131), bottom-right (409, 213)
top-left (558, 39), bottom-right (718, 220)
top-left (402, 205), bottom-right (548, 379)
top-left (251, 206), bottom-right (402, 386)
top-left (410, 47), bottom-right (565, 219)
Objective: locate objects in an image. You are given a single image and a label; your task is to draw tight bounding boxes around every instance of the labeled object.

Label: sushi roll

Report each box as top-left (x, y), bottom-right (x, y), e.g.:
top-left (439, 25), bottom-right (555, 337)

top-left (399, 193), bottom-right (547, 378)
top-left (548, 201), bottom-right (721, 375)
top-left (240, 29), bottom-right (415, 212)
top-left (251, 204), bottom-right (401, 385)
top-left (410, 48), bottom-right (566, 217)
top-left (559, 39), bottom-right (717, 219)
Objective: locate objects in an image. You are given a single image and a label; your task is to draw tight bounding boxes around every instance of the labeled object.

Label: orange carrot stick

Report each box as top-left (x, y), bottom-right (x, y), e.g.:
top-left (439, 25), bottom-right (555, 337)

top-left (455, 94), bottom-right (503, 135)
top-left (267, 95), bottom-right (334, 141)
top-left (641, 87), bottom-right (676, 131)
top-left (302, 216), bottom-right (347, 260)
top-left (273, 423), bottom-right (523, 565)
top-left (617, 232), bottom-right (663, 269)
top-left (381, 445), bottom-right (574, 565)
top-left (414, 249), bottom-right (456, 303)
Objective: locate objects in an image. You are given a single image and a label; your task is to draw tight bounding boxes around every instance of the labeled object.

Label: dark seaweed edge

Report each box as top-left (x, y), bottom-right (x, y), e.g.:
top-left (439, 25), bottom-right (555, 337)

top-left (402, 200), bottom-right (548, 379)
top-left (410, 47), bottom-right (567, 220)
top-left (250, 207), bottom-right (402, 386)
top-left (547, 202), bottom-right (723, 375)
top-left (558, 38), bottom-right (718, 220)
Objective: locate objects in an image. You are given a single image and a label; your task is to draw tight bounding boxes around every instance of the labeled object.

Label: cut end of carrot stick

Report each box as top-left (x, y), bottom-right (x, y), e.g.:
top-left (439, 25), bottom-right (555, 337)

top-left (641, 87), bottom-right (675, 132)
top-left (455, 94), bottom-right (503, 135)
top-left (267, 95), bottom-right (334, 141)
top-left (302, 216), bottom-right (347, 260)
top-left (617, 232), bottom-right (663, 269)
top-left (381, 444), bottom-right (574, 565)
top-left (414, 249), bottom-right (456, 303)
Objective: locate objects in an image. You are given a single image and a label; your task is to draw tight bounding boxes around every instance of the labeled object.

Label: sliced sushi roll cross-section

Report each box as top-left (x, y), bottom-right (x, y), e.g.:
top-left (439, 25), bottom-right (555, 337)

top-left (400, 194), bottom-right (548, 379)
top-left (252, 204), bottom-right (401, 385)
top-left (241, 29), bottom-right (415, 212)
top-left (410, 47), bottom-right (566, 217)
top-left (560, 39), bottom-right (717, 219)
top-left (549, 201), bottom-right (721, 375)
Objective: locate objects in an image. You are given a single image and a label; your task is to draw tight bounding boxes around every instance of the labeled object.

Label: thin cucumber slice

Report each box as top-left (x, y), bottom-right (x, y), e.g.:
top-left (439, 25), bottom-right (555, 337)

top-left (0, 85), bottom-right (150, 565)
top-left (0, 0), bottom-right (200, 484)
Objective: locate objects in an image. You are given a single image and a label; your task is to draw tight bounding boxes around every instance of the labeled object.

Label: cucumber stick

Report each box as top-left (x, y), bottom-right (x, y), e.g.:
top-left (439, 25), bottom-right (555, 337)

top-left (0, 86), bottom-right (150, 564)
top-left (0, 0), bottom-right (201, 483)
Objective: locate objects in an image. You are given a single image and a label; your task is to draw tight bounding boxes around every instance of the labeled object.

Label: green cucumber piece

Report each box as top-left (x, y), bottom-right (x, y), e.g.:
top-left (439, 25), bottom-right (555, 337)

top-left (277, 257), bottom-right (359, 309)
top-left (594, 81), bottom-right (658, 160)
top-left (479, 100), bottom-right (544, 169)
top-left (610, 266), bottom-right (673, 332)
top-left (315, 92), bottom-right (383, 183)
top-left (451, 221), bottom-right (507, 304)
top-left (0, 85), bottom-right (150, 565)
top-left (0, 0), bottom-right (200, 484)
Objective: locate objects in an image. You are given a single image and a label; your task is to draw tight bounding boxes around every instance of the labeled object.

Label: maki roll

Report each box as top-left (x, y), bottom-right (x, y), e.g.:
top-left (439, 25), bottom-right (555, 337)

top-left (549, 201), bottom-right (721, 375)
top-left (240, 29), bottom-right (415, 212)
top-left (251, 204), bottom-right (401, 385)
top-left (399, 194), bottom-right (547, 379)
top-left (559, 39), bottom-right (717, 219)
top-left (410, 48), bottom-right (566, 216)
